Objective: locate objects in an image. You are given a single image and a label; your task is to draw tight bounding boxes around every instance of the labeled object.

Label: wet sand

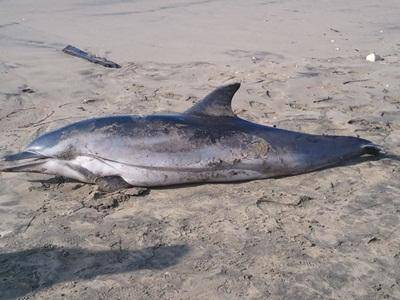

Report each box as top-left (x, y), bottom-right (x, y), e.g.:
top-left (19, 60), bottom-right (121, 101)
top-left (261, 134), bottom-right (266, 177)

top-left (1, 0), bottom-right (400, 299)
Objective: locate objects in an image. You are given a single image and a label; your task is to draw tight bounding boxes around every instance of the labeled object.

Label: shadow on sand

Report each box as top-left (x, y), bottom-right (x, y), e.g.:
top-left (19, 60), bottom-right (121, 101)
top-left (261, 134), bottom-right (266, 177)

top-left (0, 244), bottom-right (189, 300)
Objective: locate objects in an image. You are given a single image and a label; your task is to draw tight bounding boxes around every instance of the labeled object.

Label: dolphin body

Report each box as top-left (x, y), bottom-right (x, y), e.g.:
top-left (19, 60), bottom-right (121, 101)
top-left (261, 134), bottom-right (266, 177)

top-left (1, 83), bottom-right (381, 191)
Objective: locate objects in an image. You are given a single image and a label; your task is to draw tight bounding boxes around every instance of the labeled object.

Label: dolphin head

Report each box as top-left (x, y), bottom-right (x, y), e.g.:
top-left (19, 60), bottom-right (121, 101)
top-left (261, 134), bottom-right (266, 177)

top-left (4, 120), bottom-right (89, 162)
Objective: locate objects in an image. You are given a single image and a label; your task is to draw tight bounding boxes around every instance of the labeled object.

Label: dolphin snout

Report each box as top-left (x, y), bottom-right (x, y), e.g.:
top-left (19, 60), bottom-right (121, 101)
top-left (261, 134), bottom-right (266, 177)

top-left (0, 151), bottom-right (49, 173)
top-left (2, 151), bottom-right (44, 162)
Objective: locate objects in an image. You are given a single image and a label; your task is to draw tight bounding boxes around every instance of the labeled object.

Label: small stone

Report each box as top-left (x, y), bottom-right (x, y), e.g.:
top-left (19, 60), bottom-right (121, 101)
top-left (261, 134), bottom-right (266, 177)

top-left (21, 87), bottom-right (35, 93)
top-left (251, 56), bottom-right (259, 63)
top-left (366, 53), bottom-right (383, 62)
top-left (82, 98), bottom-right (98, 104)
top-left (367, 236), bottom-right (379, 244)
top-left (92, 191), bottom-right (104, 200)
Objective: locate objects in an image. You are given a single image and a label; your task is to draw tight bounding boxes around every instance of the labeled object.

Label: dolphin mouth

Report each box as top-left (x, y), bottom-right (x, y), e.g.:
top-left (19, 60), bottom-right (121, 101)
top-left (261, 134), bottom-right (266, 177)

top-left (2, 151), bottom-right (47, 162)
top-left (0, 151), bottom-right (50, 173)
top-left (0, 160), bottom-right (50, 173)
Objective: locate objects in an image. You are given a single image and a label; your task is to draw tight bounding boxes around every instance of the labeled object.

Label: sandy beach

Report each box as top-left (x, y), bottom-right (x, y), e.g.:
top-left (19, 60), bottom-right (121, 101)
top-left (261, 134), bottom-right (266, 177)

top-left (1, 0), bottom-right (400, 299)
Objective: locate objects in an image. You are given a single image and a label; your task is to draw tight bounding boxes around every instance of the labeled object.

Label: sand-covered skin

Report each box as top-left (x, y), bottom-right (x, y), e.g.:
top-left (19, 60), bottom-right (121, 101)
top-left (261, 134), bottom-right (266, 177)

top-left (1, 1), bottom-right (400, 299)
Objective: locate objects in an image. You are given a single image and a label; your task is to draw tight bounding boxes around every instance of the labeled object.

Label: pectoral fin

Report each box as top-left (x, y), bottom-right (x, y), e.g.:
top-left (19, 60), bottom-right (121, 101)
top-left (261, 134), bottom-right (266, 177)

top-left (95, 175), bottom-right (132, 192)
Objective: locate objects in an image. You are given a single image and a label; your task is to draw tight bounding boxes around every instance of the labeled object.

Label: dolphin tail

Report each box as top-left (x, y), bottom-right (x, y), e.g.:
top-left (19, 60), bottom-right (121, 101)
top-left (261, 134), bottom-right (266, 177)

top-left (361, 144), bottom-right (400, 162)
top-left (361, 143), bottom-right (385, 156)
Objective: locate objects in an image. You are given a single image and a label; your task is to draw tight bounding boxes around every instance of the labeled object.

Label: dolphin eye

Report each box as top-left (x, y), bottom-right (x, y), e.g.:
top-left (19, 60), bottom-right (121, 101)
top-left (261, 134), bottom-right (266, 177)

top-left (57, 145), bottom-right (77, 160)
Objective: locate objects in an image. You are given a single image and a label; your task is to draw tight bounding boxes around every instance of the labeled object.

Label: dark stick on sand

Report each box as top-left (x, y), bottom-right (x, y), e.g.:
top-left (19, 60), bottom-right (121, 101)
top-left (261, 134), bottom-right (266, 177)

top-left (62, 45), bottom-right (121, 68)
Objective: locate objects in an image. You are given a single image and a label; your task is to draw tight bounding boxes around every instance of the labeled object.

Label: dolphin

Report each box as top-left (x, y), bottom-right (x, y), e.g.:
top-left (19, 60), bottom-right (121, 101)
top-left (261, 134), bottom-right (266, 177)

top-left (1, 83), bottom-right (382, 191)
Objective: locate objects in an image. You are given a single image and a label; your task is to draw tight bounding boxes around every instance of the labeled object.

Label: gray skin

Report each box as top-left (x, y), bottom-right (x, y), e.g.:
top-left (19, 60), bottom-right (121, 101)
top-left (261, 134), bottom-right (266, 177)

top-left (1, 83), bottom-right (382, 191)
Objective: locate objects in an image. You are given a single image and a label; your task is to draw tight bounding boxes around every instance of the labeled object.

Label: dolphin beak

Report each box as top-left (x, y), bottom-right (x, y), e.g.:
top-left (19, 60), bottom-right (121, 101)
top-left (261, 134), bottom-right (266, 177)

top-left (2, 151), bottom-right (45, 162)
top-left (0, 151), bottom-right (49, 173)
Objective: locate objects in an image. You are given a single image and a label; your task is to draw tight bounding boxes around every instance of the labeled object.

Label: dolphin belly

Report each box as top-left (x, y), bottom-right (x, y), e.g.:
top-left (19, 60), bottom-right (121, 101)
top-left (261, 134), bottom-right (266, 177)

top-left (119, 165), bottom-right (264, 186)
top-left (69, 155), bottom-right (265, 186)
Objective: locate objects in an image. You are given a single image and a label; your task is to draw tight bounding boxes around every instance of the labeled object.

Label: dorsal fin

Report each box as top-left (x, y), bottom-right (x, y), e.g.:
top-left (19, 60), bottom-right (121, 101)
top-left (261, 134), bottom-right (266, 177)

top-left (184, 83), bottom-right (240, 117)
